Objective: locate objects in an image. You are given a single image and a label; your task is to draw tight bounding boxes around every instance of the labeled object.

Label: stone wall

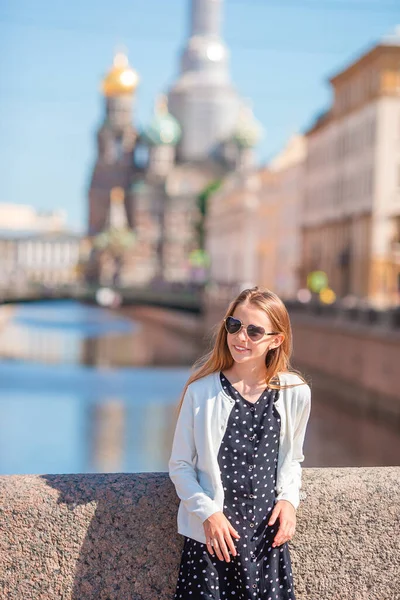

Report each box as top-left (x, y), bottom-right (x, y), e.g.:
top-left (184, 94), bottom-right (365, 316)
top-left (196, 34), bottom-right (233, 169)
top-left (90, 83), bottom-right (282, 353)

top-left (0, 468), bottom-right (399, 600)
top-left (289, 311), bottom-right (400, 403)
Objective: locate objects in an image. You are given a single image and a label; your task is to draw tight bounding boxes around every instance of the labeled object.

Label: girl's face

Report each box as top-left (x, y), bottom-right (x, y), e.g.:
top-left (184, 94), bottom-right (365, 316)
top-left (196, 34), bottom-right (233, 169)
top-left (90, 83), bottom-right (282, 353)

top-left (226, 302), bottom-right (284, 365)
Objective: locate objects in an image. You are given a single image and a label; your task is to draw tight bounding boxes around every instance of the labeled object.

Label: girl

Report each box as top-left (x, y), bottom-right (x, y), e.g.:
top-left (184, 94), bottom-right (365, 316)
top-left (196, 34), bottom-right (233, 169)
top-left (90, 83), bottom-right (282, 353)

top-left (169, 287), bottom-right (311, 599)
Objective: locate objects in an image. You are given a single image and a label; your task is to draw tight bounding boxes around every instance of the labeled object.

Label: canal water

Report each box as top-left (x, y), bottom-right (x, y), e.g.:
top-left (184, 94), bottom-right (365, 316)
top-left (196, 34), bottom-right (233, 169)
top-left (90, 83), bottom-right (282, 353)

top-left (0, 300), bottom-right (398, 475)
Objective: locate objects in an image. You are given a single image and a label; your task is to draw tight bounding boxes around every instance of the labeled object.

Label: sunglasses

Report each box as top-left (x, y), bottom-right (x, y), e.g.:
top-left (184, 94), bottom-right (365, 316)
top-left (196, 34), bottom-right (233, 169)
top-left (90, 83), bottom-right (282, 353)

top-left (224, 316), bottom-right (279, 342)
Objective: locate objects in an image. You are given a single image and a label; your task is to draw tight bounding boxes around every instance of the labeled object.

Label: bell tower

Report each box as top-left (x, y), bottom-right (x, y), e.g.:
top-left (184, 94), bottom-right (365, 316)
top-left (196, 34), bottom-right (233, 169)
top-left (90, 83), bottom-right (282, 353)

top-left (88, 53), bottom-right (139, 235)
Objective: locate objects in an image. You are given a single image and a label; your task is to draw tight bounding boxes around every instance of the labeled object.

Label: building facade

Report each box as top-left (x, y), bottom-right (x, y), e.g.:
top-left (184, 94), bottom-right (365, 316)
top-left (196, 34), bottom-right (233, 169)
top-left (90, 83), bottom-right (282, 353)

top-left (206, 170), bottom-right (262, 297)
top-left (302, 37), bottom-right (400, 307)
top-left (0, 231), bottom-right (81, 293)
top-left (0, 204), bottom-right (81, 294)
top-left (206, 135), bottom-right (306, 299)
top-left (258, 135), bottom-right (306, 298)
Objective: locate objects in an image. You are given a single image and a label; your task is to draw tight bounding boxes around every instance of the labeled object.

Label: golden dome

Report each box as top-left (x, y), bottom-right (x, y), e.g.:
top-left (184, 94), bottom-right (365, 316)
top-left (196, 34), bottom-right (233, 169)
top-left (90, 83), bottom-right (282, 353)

top-left (102, 53), bottom-right (139, 97)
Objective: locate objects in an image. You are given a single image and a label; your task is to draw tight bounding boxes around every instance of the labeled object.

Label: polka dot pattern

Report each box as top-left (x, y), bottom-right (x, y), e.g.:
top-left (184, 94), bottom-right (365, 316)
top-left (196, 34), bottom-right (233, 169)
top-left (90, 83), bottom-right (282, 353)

top-left (173, 372), bottom-right (296, 599)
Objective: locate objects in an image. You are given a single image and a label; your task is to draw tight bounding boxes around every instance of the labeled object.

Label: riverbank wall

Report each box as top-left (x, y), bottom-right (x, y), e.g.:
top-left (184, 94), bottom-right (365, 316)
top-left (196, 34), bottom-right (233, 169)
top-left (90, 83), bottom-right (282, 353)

top-left (0, 468), bottom-right (398, 599)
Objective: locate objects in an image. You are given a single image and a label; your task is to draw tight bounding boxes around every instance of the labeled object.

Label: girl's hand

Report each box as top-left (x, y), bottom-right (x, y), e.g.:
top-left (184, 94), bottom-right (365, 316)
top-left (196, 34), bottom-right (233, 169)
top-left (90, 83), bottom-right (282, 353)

top-left (203, 511), bottom-right (241, 562)
top-left (268, 500), bottom-right (296, 547)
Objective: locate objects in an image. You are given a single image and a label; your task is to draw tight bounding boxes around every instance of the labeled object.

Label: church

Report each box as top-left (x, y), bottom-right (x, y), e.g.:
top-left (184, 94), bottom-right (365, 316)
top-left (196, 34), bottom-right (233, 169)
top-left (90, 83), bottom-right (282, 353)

top-left (86, 0), bottom-right (261, 287)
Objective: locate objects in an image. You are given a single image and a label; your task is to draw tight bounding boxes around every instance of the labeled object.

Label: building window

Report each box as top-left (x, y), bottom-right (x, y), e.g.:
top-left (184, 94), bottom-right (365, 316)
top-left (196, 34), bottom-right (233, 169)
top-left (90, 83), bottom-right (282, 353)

top-left (134, 144), bottom-right (149, 169)
top-left (367, 168), bottom-right (374, 195)
top-left (342, 85), bottom-right (350, 112)
top-left (369, 118), bottom-right (376, 145)
top-left (114, 138), bottom-right (124, 163)
top-left (392, 216), bottom-right (400, 243)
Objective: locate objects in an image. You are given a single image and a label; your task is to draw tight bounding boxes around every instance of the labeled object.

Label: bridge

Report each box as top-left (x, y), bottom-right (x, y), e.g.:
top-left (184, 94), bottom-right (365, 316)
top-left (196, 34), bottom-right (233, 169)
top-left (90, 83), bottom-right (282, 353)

top-left (0, 283), bottom-right (203, 313)
top-left (2, 282), bottom-right (400, 323)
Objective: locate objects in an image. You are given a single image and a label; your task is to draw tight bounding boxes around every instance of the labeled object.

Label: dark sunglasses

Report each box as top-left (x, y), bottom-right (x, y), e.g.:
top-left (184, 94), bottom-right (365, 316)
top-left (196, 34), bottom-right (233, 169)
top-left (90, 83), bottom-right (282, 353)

top-left (224, 316), bottom-right (279, 342)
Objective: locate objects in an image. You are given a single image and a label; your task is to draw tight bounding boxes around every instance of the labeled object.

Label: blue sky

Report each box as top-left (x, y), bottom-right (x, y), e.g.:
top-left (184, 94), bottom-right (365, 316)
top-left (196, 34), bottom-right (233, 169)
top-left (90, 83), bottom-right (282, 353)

top-left (0, 0), bottom-right (399, 231)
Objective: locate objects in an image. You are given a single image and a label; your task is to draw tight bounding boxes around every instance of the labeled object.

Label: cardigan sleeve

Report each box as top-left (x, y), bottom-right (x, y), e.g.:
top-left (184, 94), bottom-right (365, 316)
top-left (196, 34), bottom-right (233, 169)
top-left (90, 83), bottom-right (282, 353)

top-left (275, 382), bottom-right (311, 510)
top-left (168, 385), bottom-right (221, 523)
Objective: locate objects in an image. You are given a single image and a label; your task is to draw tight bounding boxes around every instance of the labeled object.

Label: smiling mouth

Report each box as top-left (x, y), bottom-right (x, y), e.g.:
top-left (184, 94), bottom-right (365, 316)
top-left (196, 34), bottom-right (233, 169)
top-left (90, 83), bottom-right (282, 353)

top-left (233, 345), bottom-right (250, 352)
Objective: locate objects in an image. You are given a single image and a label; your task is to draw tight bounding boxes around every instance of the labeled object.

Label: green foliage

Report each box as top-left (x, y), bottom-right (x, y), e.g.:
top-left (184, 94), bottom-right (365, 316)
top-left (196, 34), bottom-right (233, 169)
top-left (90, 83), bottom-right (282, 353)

top-left (198, 179), bottom-right (222, 216)
top-left (196, 179), bottom-right (222, 249)
top-left (93, 228), bottom-right (136, 254)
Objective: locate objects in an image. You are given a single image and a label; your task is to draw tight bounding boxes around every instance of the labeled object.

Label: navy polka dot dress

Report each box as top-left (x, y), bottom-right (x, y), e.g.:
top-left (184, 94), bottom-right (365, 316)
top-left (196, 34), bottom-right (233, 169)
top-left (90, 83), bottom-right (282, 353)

top-left (173, 372), bottom-right (296, 600)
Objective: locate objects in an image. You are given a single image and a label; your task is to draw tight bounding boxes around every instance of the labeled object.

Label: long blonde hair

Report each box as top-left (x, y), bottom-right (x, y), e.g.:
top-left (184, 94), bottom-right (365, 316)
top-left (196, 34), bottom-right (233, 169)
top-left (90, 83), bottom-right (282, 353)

top-left (175, 286), bottom-right (307, 415)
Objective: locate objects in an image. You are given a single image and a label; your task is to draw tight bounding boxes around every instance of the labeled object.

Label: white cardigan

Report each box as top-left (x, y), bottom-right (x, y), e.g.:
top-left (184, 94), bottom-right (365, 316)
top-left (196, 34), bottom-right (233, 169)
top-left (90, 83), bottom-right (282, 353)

top-left (168, 370), bottom-right (311, 544)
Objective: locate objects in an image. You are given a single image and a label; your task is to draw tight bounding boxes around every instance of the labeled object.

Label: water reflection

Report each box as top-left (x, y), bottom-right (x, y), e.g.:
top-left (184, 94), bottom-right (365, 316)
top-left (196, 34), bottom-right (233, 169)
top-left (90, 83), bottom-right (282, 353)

top-left (0, 300), bottom-right (194, 474)
top-left (0, 360), bottom-right (189, 475)
top-left (0, 300), bottom-right (399, 475)
top-left (0, 300), bottom-right (202, 367)
top-left (0, 301), bottom-right (136, 365)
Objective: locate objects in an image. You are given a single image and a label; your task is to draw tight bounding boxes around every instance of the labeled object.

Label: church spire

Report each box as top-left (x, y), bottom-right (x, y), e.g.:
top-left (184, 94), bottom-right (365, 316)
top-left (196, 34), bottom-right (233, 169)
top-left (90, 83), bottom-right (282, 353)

top-left (167, 0), bottom-right (240, 161)
top-left (190, 0), bottom-right (222, 37)
top-left (180, 0), bottom-right (229, 76)
top-left (108, 187), bottom-right (128, 230)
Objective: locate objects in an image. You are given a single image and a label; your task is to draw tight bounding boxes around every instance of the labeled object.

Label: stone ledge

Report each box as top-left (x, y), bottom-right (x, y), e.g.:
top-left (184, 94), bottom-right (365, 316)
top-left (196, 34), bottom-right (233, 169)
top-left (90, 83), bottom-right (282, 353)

top-left (0, 468), bottom-right (399, 600)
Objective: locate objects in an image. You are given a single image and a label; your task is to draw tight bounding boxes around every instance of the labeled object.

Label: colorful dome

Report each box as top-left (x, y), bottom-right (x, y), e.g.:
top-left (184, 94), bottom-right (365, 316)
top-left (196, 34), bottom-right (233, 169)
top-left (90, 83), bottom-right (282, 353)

top-left (102, 53), bottom-right (139, 97)
top-left (143, 96), bottom-right (182, 146)
top-left (233, 104), bottom-right (263, 149)
top-left (130, 180), bottom-right (147, 193)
